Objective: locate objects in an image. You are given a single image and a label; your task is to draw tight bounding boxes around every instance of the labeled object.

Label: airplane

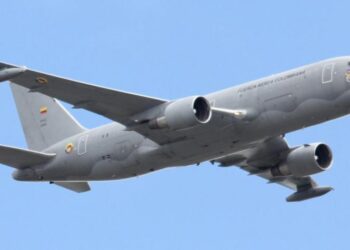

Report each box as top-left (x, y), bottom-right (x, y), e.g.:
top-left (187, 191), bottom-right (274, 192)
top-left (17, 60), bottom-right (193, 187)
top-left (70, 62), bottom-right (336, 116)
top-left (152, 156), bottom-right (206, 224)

top-left (0, 56), bottom-right (348, 202)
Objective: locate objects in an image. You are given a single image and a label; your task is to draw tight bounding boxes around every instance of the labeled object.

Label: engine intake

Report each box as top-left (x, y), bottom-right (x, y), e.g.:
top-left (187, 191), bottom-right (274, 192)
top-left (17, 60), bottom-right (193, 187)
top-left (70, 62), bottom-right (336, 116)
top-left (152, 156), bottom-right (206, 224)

top-left (272, 143), bottom-right (333, 177)
top-left (149, 96), bottom-right (212, 130)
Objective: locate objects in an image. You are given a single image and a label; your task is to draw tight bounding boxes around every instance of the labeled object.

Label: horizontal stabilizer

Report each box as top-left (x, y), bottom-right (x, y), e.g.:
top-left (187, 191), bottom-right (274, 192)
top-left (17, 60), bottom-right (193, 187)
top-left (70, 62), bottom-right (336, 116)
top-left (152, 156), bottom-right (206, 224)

top-left (53, 181), bottom-right (91, 193)
top-left (286, 187), bottom-right (333, 202)
top-left (0, 144), bottom-right (55, 169)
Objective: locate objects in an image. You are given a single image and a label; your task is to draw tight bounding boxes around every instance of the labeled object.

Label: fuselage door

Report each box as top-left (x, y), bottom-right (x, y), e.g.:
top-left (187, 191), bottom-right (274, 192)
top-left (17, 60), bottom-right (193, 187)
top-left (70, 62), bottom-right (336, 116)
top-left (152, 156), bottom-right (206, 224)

top-left (78, 134), bottom-right (89, 155)
top-left (322, 63), bottom-right (335, 84)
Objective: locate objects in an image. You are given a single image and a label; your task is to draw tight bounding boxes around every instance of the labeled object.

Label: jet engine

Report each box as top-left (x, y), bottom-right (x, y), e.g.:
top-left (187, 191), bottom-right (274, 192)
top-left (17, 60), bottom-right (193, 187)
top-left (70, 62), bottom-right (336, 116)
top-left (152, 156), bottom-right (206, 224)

top-left (149, 96), bottom-right (212, 130)
top-left (272, 143), bottom-right (333, 177)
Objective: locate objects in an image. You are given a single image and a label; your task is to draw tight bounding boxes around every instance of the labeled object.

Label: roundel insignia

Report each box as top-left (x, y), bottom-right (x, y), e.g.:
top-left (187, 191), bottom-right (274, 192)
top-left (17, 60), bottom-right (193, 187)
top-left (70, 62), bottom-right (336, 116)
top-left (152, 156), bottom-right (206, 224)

top-left (65, 143), bottom-right (74, 153)
top-left (345, 70), bottom-right (350, 83)
top-left (40, 106), bottom-right (48, 114)
top-left (36, 76), bottom-right (48, 84)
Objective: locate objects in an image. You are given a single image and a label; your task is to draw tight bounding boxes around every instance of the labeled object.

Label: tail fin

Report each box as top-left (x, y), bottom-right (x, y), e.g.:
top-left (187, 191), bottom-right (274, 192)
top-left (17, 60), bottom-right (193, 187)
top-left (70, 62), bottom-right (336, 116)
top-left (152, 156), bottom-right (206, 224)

top-left (10, 83), bottom-right (85, 151)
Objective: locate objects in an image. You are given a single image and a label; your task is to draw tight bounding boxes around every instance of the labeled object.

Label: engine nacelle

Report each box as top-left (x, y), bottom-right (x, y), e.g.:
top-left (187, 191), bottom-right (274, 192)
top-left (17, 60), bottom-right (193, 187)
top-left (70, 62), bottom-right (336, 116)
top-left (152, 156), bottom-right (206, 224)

top-left (272, 143), bottom-right (333, 177)
top-left (149, 96), bottom-right (212, 130)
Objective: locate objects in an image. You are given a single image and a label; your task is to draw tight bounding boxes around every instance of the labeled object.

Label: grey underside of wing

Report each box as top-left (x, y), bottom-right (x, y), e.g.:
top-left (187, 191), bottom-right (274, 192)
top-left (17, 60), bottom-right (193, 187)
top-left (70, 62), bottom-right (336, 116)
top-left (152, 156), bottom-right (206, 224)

top-left (213, 137), bottom-right (317, 191)
top-left (0, 144), bottom-right (55, 169)
top-left (0, 62), bottom-right (166, 125)
top-left (53, 181), bottom-right (91, 193)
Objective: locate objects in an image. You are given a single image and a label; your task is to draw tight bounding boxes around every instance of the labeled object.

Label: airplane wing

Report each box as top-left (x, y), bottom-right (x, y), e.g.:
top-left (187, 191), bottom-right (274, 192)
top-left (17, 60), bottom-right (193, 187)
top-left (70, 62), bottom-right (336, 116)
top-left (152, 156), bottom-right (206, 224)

top-left (0, 62), bottom-right (166, 123)
top-left (212, 136), bottom-right (333, 202)
top-left (1, 62), bottom-right (231, 145)
top-left (1, 62), bottom-right (190, 144)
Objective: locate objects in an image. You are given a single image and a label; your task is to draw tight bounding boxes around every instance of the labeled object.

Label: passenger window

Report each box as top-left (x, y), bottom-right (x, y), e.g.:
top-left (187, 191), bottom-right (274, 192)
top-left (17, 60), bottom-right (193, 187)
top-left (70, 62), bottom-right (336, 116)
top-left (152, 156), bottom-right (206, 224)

top-left (322, 63), bottom-right (334, 84)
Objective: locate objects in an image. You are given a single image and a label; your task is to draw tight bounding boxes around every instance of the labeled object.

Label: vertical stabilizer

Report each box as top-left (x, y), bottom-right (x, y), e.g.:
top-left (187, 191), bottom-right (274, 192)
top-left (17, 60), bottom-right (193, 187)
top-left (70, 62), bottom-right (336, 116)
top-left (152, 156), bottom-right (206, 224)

top-left (10, 83), bottom-right (85, 151)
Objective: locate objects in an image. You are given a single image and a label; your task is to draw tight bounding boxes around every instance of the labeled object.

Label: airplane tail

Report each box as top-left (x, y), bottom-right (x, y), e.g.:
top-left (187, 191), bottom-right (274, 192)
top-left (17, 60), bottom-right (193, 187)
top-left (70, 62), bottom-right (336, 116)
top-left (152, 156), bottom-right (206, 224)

top-left (10, 83), bottom-right (86, 151)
